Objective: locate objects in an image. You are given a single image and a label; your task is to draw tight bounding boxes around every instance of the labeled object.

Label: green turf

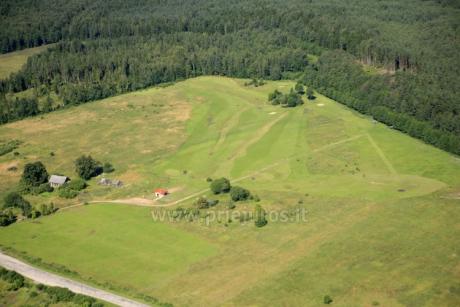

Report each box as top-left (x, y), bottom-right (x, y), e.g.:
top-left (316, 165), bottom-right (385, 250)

top-left (0, 76), bottom-right (459, 306)
top-left (0, 204), bottom-right (217, 296)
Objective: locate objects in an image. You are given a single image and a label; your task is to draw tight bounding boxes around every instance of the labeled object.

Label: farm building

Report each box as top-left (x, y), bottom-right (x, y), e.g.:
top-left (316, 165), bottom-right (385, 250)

top-left (49, 175), bottom-right (69, 188)
top-left (154, 188), bottom-right (168, 198)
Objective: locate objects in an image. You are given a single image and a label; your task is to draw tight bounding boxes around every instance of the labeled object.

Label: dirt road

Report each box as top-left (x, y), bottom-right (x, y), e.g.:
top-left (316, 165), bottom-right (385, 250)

top-left (0, 252), bottom-right (149, 307)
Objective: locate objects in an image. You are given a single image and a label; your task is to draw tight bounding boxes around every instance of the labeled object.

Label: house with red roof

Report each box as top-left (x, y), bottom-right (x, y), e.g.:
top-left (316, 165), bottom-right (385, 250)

top-left (154, 188), bottom-right (168, 198)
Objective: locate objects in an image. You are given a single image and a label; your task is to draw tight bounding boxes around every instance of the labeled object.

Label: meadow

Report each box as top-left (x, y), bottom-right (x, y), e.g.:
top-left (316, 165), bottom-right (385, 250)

top-left (0, 45), bottom-right (52, 79)
top-left (0, 77), bottom-right (459, 306)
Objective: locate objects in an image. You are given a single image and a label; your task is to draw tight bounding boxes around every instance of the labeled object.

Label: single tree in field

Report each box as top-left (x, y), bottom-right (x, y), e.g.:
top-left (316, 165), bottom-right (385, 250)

top-left (210, 177), bottom-right (231, 194)
top-left (75, 155), bottom-right (102, 180)
top-left (307, 87), bottom-right (315, 100)
top-left (254, 204), bottom-right (268, 227)
top-left (21, 161), bottom-right (49, 187)
top-left (230, 186), bottom-right (250, 201)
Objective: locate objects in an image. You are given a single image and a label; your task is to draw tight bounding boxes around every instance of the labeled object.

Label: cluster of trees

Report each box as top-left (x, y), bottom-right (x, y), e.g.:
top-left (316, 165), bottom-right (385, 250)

top-left (0, 0), bottom-right (458, 154)
top-left (207, 177), bottom-right (266, 227)
top-left (1, 155), bottom-right (111, 226)
top-left (0, 267), bottom-right (104, 306)
top-left (268, 89), bottom-right (303, 107)
top-left (210, 177), bottom-right (253, 202)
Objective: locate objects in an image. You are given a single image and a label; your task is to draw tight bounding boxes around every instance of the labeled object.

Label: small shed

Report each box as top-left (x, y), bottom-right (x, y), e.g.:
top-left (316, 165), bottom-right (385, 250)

top-left (49, 175), bottom-right (69, 188)
top-left (154, 188), bottom-right (168, 198)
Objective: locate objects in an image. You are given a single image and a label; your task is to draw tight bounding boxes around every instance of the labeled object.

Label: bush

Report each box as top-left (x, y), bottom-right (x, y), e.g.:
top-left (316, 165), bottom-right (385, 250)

top-left (230, 186), bottom-right (251, 202)
top-left (3, 192), bottom-right (31, 217)
top-left (65, 179), bottom-right (87, 191)
top-left (30, 183), bottom-right (54, 195)
top-left (254, 204), bottom-right (268, 228)
top-left (323, 295), bottom-right (333, 304)
top-left (30, 210), bottom-right (41, 219)
top-left (0, 268), bottom-right (25, 290)
top-left (210, 177), bottom-right (231, 194)
top-left (40, 203), bottom-right (57, 216)
top-left (58, 188), bottom-right (78, 199)
top-left (0, 140), bottom-right (21, 156)
top-left (195, 197), bottom-right (209, 209)
top-left (0, 210), bottom-right (16, 226)
top-left (102, 162), bottom-right (114, 173)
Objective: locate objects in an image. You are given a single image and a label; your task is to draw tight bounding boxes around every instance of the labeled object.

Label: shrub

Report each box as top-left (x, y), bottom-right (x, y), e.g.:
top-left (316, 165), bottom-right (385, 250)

top-left (307, 88), bottom-right (315, 100)
top-left (0, 268), bottom-right (25, 290)
top-left (40, 203), bottom-right (57, 216)
top-left (3, 192), bottom-right (31, 217)
top-left (230, 186), bottom-right (251, 202)
top-left (323, 295), bottom-right (333, 304)
top-left (210, 177), bottom-right (231, 194)
top-left (102, 162), bottom-right (114, 173)
top-left (65, 179), bottom-right (87, 191)
top-left (58, 188), bottom-right (78, 199)
top-left (30, 210), bottom-right (41, 219)
top-left (0, 210), bottom-right (16, 226)
top-left (195, 197), bottom-right (209, 209)
top-left (30, 183), bottom-right (53, 195)
top-left (0, 140), bottom-right (21, 156)
top-left (254, 204), bottom-right (268, 227)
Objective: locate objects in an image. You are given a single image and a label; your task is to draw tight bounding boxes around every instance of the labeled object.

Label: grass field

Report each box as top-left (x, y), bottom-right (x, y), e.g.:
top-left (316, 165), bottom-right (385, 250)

top-left (0, 45), bottom-right (52, 79)
top-left (0, 77), bottom-right (459, 306)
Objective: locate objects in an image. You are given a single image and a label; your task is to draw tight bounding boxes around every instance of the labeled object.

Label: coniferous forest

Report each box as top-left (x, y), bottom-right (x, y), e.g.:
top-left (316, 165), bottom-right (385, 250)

top-left (0, 0), bottom-right (459, 154)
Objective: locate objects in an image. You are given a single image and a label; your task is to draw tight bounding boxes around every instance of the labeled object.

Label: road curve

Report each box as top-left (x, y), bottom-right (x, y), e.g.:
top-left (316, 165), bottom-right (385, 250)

top-left (0, 252), bottom-right (149, 307)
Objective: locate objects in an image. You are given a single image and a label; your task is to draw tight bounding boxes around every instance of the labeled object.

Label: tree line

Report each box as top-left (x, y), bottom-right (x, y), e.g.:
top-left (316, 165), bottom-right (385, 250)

top-left (0, 0), bottom-right (458, 154)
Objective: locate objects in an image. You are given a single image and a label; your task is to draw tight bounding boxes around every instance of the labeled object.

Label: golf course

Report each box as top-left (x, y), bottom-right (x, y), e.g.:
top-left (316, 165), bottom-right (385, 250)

top-left (0, 76), bottom-right (459, 306)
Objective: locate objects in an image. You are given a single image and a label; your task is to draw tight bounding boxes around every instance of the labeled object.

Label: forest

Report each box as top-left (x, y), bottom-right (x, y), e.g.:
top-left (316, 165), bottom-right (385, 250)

top-left (0, 0), bottom-right (459, 154)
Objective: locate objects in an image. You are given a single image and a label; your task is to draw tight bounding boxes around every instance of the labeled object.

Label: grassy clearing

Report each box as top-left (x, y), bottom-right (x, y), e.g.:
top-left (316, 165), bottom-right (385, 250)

top-left (0, 77), bottom-right (459, 306)
top-left (0, 45), bottom-right (52, 79)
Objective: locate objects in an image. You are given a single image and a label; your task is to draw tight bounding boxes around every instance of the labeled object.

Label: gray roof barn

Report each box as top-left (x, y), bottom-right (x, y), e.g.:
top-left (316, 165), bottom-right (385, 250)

top-left (49, 175), bottom-right (68, 185)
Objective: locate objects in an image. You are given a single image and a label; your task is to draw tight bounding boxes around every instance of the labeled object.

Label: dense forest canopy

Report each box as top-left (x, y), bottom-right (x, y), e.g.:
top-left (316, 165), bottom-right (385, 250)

top-left (0, 0), bottom-right (459, 153)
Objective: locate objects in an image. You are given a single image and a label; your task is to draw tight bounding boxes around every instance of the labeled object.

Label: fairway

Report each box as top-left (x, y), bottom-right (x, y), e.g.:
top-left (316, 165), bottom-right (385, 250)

top-left (0, 77), bottom-right (459, 306)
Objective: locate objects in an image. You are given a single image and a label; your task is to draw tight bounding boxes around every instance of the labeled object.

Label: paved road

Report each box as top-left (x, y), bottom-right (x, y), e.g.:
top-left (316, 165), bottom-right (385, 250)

top-left (0, 252), bottom-right (149, 307)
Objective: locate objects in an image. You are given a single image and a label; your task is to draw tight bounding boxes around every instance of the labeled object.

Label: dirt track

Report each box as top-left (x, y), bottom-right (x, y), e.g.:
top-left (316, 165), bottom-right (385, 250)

top-left (0, 252), bottom-right (149, 307)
